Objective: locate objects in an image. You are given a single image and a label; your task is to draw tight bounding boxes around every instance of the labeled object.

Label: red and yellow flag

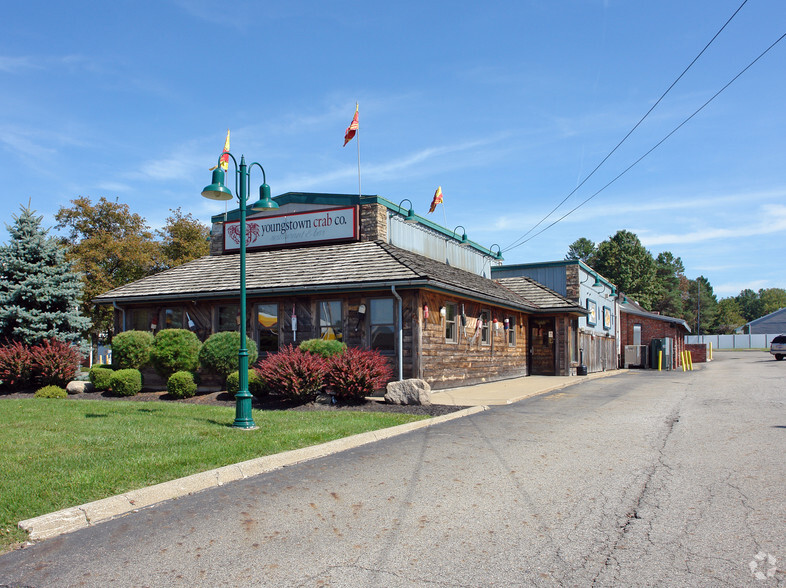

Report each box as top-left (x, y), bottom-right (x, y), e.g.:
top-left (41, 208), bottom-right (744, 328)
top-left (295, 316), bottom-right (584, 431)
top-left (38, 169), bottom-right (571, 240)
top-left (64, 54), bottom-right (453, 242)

top-left (209, 129), bottom-right (230, 171)
top-left (428, 186), bottom-right (443, 214)
top-left (343, 103), bottom-right (359, 146)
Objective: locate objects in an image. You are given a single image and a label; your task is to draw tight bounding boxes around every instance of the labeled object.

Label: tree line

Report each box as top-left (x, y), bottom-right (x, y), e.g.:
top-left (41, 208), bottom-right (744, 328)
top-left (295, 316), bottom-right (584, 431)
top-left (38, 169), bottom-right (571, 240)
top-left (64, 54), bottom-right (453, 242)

top-left (566, 230), bottom-right (786, 334)
top-left (0, 198), bottom-right (211, 345)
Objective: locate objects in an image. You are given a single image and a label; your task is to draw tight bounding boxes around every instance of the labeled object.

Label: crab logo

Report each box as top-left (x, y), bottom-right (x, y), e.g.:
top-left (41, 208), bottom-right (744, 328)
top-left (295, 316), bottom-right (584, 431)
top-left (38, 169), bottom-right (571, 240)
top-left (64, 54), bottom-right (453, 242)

top-left (748, 552), bottom-right (777, 580)
top-left (227, 223), bottom-right (260, 247)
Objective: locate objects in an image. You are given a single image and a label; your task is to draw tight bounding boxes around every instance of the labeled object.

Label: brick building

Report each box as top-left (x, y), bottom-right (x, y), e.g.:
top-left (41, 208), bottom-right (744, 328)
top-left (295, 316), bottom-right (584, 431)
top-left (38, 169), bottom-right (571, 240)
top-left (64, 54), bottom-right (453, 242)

top-left (618, 298), bottom-right (690, 370)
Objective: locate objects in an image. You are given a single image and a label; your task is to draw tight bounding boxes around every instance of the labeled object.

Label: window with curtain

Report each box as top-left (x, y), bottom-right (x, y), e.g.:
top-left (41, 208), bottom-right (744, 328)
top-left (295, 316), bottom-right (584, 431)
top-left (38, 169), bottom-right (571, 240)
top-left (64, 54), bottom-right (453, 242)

top-left (444, 302), bottom-right (458, 343)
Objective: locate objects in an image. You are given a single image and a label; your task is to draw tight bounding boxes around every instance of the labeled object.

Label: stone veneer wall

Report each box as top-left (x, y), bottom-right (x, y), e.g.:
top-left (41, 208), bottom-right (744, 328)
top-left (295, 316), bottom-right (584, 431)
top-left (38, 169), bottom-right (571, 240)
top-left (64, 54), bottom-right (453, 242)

top-left (565, 264), bottom-right (580, 301)
top-left (360, 202), bottom-right (388, 242)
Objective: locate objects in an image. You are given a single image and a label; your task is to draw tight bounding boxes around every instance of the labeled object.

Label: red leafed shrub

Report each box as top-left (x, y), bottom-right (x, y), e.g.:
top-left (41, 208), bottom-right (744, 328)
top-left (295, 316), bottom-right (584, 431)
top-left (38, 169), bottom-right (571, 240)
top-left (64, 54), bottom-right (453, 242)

top-left (0, 340), bottom-right (34, 390)
top-left (325, 347), bottom-right (393, 402)
top-left (30, 339), bottom-right (84, 387)
top-left (254, 345), bottom-right (327, 402)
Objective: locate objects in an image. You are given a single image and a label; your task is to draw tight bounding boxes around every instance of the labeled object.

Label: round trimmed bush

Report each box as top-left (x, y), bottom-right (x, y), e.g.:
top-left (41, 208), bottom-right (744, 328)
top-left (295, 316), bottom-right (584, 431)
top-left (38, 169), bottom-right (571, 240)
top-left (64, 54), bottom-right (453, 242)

top-left (299, 339), bottom-right (346, 358)
top-left (199, 332), bottom-right (258, 378)
top-left (89, 366), bottom-right (114, 391)
top-left (109, 369), bottom-right (142, 397)
top-left (149, 329), bottom-right (201, 379)
top-left (34, 385), bottom-right (67, 399)
top-left (226, 370), bottom-right (266, 398)
top-left (111, 330), bottom-right (154, 370)
top-left (167, 371), bottom-right (198, 399)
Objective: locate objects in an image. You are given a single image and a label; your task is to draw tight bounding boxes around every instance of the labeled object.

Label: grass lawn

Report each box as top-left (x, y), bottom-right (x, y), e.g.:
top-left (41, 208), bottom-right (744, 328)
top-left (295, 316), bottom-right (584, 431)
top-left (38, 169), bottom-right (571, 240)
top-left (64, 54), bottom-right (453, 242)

top-left (0, 398), bottom-right (427, 552)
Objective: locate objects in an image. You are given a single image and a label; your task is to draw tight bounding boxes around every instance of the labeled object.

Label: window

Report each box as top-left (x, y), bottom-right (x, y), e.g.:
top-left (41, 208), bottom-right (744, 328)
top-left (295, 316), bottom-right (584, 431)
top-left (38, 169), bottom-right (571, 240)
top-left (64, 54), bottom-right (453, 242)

top-left (570, 318), bottom-right (579, 362)
top-left (217, 304), bottom-right (239, 332)
top-left (444, 302), bottom-right (458, 343)
top-left (164, 308), bottom-right (183, 329)
top-left (586, 299), bottom-right (597, 327)
top-left (633, 323), bottom-right (642, 346)
top-left (130, 309), bottom-right (152, 331)
top-left (257, 303), bottom-right (279, 354)
top-left (369, 298), bottom-right (395, 352)
top-left (507, 316), bottom-right (516, 347)
top-left (480, 310), bottom-right (491, 345)
top-left (318, 300), bottom-right (343, 341)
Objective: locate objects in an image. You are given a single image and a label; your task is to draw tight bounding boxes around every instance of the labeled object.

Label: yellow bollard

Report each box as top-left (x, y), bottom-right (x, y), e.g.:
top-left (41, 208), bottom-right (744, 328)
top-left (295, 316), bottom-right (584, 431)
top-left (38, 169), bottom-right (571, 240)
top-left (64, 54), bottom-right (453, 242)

top-left (709, 342), bottom-right (713, 360)
top-left (688, 351), bottom-right (694, 371)
top-left (658, 350), bottom-right (662, 371)
top-left (681, 351), bottom-right (686, 372)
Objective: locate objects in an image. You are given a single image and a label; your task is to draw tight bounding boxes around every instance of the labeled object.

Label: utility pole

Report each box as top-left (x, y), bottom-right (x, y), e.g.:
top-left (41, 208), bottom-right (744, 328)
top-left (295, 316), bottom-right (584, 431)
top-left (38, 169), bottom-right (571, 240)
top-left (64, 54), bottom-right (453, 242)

top-left (697, 278), bottom-right (701, 336)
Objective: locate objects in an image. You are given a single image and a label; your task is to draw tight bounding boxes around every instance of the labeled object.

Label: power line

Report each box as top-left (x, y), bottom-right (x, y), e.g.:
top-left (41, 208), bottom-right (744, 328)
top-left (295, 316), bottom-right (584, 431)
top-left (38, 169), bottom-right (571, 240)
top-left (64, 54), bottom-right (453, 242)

top-left (503, 0), bottom-right (750, 253)
top-left (504, 30), bottom-right (786, 252)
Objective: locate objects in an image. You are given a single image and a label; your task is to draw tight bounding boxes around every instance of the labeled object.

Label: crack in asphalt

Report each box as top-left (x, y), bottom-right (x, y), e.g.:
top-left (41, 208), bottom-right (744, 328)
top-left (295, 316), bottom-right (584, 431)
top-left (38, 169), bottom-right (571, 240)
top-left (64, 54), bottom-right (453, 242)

top-left (592, 407), bottom-right (683, 585)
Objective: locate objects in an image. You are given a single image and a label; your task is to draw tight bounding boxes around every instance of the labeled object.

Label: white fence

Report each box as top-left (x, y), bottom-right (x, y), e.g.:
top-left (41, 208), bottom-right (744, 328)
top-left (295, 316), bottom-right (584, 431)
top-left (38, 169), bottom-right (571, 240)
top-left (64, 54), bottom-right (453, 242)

top-left (685, 334), bottom-right (779, 349)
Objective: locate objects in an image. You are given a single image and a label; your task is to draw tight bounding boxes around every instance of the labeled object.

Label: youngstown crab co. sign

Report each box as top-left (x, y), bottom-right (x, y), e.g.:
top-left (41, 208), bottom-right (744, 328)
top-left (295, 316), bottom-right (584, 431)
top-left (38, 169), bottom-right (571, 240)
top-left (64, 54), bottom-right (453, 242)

top-left (223, 207), bottom-right (358, 251)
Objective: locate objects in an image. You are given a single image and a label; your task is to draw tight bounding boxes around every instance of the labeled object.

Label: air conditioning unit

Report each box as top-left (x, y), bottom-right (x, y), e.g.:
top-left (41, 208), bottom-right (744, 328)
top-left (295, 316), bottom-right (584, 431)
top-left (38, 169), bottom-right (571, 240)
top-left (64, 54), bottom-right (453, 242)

top-left (624, 345), bottom-right (648, 368)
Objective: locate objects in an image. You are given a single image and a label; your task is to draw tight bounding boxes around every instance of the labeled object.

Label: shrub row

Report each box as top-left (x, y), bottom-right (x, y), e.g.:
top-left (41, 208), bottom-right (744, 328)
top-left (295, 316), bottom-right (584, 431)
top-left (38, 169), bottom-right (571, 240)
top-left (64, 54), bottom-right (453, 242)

top-left (111, 329), bottom-right (257, 380)
top-left (0, 339), bottom-right (83, 390)
top-left (254, 344), bottom-right (392, 403)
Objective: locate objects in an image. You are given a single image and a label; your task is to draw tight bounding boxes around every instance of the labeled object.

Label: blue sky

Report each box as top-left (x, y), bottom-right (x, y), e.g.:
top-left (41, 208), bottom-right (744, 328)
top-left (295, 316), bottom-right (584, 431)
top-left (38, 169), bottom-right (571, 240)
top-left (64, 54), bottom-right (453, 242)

top-left (2, 0), bottom-right (784, 299)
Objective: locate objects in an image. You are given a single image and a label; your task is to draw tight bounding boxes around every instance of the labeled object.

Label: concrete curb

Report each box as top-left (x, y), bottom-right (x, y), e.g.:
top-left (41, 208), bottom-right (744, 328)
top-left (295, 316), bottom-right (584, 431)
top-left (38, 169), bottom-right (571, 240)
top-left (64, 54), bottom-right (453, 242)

top-left (19, 405), bottom-right (489, 542)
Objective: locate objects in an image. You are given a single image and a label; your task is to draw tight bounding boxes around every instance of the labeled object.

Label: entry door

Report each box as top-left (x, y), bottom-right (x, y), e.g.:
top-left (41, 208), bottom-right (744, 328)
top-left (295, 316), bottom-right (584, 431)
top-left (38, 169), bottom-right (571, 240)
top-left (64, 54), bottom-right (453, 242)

top-left (529, 318), bottom-right (556, 376)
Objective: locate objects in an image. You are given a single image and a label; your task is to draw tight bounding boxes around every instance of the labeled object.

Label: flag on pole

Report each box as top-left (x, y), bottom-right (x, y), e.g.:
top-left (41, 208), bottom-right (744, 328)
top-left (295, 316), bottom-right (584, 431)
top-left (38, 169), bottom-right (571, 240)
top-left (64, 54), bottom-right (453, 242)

top-left (343, 103), bottom-right (359, 146)
top-left (209, 129), bottom-right (230, 171)
top-left (428, 186), bottom-right (443, 214)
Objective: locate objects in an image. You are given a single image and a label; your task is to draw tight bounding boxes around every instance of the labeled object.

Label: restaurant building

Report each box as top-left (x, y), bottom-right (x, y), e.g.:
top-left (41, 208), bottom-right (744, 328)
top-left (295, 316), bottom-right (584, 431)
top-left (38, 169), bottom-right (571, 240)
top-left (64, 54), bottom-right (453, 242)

top-left (95, 193), bottom-right (587, 388)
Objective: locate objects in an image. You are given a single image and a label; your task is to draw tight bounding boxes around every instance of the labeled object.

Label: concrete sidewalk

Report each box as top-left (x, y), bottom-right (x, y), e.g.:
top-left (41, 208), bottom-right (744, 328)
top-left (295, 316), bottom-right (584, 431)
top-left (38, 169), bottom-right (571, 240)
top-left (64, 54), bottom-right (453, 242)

top-left (17, 369), bottom-right (625, 544)
top-left (430, 369), bottom-right (626, 406)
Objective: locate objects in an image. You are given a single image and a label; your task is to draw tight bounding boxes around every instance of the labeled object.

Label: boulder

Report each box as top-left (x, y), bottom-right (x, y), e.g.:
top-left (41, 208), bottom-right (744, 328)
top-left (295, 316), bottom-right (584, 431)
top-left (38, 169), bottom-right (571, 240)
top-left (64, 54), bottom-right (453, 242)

top-left (66, 381), bottom-right (94, 395)
top-left (384, 379), bottom-right (432, 406)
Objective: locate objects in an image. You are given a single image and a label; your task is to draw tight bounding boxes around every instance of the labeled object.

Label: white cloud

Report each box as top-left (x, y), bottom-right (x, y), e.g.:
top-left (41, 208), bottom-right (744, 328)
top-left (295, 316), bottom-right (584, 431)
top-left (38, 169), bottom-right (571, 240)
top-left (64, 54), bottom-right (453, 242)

top-left (283, 134), bottom-right (510, 189)
top-left (640, 204), bottom-right (786, 246)
top-left (0, 56), bottom-right (41, 73)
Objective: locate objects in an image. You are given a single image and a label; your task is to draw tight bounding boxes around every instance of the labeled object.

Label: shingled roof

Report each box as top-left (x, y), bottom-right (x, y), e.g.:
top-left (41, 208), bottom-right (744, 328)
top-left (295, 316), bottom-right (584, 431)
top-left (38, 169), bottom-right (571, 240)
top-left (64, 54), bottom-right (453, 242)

top-left (495, 276), bottom-right (587, 313)
top-left (94, 240), bottom-right (582, 314)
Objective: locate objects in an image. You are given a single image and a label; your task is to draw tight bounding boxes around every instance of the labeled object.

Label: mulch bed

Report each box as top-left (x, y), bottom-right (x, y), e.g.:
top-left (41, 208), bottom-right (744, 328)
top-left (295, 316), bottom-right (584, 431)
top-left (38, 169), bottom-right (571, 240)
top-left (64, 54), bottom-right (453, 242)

top-left (0, 388), bottom-right (466, 418)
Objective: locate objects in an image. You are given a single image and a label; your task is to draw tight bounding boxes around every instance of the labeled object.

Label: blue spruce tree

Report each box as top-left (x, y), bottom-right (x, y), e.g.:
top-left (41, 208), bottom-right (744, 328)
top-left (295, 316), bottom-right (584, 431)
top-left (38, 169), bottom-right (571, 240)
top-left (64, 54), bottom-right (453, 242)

top-left (0, 205), bottom-right (91, 344)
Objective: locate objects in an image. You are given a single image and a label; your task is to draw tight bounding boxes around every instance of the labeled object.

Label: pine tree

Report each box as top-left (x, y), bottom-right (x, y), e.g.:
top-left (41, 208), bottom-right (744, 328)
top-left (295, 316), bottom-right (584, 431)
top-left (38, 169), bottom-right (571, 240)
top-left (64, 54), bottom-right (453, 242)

top-left (0, 205), bottom-right (91, 345)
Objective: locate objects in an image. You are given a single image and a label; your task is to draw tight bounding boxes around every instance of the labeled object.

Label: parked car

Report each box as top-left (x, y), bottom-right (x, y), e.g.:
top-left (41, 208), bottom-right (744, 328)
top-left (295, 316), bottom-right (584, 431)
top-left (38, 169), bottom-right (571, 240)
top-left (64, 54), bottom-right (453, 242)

top-left (771, 335), bottom-right (786, 361)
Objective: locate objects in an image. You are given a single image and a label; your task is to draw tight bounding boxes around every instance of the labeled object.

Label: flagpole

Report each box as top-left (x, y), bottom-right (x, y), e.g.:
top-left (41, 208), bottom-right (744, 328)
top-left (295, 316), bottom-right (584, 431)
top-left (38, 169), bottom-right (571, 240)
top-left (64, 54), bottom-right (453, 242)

top-left (356, 102), bottom-right (361, 198)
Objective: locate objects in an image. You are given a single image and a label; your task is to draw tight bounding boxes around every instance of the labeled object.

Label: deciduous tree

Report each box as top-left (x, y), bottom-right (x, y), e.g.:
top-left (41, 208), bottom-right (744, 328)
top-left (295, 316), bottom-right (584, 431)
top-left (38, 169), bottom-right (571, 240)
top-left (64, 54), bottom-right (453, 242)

top-left (55, 196), bottom-right (159, 337)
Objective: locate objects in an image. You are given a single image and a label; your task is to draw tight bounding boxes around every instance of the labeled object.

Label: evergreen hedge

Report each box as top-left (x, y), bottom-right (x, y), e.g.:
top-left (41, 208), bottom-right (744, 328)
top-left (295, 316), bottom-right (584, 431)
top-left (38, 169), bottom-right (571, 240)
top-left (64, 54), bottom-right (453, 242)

top-left (109, 369), bottom-right (142, 397)
top-left (198, 332), bottom-right (258, 378)
top-left (149, 329), bottom-right (201, 380)
top-left (111, 330), bottom-right (154, 370)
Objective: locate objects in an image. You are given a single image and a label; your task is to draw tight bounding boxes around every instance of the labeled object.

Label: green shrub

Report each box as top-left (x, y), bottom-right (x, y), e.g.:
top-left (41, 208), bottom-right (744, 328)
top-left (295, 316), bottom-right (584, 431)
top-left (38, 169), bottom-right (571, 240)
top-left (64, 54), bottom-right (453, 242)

top-left (111, 330), bottom-right (154, 370)
top-left (149, 329), bottom-right (201, 379)
top-left (109, 369), bottom-right (142, 397)
top-left (167, 371), bottom-right (198, 399)
top-left (89, 366), bottom-right (114, 392)
top-left (34, 385), bottom-right (67, 399)
top-left (198, 332), bottom-right (258, 378)
top-left (299, 338), bottom-right (347, 358)
top-left (226, 370), bottom-right (267, 398)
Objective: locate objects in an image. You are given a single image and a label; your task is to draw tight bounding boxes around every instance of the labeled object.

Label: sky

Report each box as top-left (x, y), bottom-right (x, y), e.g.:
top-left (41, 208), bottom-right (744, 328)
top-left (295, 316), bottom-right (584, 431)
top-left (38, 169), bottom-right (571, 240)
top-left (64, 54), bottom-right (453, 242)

top-left (2, 0), bottom-right (784, 299)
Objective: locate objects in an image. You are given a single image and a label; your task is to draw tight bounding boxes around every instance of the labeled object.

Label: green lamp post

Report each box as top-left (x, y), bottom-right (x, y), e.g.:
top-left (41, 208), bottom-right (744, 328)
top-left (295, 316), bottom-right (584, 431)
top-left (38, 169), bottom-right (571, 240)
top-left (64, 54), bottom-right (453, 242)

top-left (202, 153), bottom-right (279, 429)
